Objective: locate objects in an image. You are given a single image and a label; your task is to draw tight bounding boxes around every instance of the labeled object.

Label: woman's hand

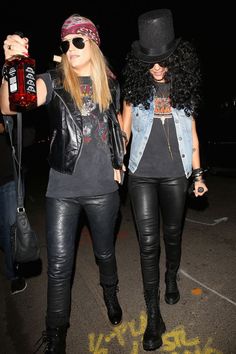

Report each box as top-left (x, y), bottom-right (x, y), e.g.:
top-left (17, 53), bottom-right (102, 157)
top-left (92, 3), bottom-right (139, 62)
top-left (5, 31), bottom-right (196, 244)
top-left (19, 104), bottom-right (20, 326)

top-left (193, 180), bottom-right (208, 197)
top-left (3, 34), bottom-right (29, 60)
top-left (113, 164), bottom-right (126, 184)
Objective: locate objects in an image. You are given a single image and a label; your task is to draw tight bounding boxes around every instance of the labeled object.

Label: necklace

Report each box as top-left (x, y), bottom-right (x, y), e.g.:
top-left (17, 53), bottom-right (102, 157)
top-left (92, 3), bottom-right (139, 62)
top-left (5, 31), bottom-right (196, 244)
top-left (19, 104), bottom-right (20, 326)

top-left (155, 81), bottom-right (170, 98)
top-left (161, 117), bottom-right (173, 160)
top-left (154, 82), bottom-right (173, 159)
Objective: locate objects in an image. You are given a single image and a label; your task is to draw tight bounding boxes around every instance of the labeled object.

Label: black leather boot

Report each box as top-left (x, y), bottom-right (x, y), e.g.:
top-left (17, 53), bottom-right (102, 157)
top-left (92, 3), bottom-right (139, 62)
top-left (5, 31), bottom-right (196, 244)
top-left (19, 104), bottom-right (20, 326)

top-left (102, 284), bottom-right (122, 326)
top-left (143, 289), bottom-right (166, 351)
top-left (164, 233), bottom-right (181, 305)
top-left (165, 272), bottom-right (180, 305)
top-left (34, 324), bottom-right (68, 353)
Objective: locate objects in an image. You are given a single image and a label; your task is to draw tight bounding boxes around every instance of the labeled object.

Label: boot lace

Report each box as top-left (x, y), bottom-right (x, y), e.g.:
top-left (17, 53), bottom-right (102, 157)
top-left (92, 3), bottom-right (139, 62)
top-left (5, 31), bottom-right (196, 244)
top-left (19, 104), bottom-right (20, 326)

top-left (33, 330), bottom-right (59, 353)
top-left (33, 331), bottom-right (48, 353)
top-left (104, 285), bottom-right (119, 304)
top-left (166, 274), bottom-right (180, 292)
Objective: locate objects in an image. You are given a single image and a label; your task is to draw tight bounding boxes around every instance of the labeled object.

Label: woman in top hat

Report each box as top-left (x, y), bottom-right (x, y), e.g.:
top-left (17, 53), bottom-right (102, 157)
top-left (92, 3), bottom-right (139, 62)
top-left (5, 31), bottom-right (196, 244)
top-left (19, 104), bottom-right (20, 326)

top-left (1, 14), bottom-right (124, 353)
top-left (122, 8), bottom-right (208, 351)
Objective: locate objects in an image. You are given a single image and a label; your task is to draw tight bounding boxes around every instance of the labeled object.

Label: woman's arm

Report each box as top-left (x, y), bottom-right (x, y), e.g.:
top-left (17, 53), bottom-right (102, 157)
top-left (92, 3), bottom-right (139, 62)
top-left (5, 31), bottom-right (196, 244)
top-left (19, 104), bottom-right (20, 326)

top-left (113, 102), bottom-right (132, 184)
top-left (0, 34), bottom-right (47, 114)
top-left (122, 100), bottom-right (132, 147)
top-left (192, 118), bottom-right (201, 170)
top-left (191, 118), bottom-right (208, 196)
top-left (0, 122), bottom-right (5, 134)
top-left (0, 80), bottom-right (13, 115)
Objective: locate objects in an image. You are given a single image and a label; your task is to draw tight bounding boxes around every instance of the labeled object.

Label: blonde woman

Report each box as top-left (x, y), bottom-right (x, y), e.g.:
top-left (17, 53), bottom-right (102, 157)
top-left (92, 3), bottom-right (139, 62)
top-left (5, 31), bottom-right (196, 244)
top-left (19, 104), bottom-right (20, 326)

top-left (1, 14), bottom-right (123, 353)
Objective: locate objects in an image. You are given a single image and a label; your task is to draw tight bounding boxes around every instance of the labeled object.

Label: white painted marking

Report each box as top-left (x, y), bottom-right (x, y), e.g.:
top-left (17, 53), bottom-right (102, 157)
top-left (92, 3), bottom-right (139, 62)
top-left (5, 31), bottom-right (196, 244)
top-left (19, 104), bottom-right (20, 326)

top-left (186, 217), bottom-right (228, 226)
top-left (180, 269), bottom-right (236, 306)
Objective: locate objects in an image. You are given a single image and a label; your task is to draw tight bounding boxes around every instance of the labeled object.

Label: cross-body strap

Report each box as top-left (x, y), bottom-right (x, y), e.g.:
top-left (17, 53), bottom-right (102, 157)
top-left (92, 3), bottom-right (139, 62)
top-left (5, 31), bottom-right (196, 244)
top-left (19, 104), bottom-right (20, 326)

top-left (16, 112), bottom-right (24, 209)
top-left (3, 113), bottom-right (24, 210)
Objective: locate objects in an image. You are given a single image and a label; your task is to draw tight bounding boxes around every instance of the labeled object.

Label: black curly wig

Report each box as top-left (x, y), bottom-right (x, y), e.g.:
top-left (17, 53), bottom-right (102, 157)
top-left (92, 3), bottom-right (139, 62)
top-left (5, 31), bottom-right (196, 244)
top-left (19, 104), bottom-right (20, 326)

top-left (121, 39), bottom-right (202, 117)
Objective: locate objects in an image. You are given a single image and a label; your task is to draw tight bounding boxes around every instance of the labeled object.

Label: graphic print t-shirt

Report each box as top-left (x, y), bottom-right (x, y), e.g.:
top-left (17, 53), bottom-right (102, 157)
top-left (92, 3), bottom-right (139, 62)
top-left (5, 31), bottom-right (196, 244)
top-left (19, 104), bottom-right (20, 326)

top-left (44, 76), bottom-right (117, 197)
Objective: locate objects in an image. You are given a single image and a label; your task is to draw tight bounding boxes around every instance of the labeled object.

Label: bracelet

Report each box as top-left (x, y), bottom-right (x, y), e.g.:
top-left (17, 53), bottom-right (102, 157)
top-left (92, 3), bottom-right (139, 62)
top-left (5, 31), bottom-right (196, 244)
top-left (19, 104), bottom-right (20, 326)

top-left (192, 167), bottom-right (204, 176)
top-left (1, 63), bottom-right (9, 82)
top-left (192, 168), bottom-right (204, 179)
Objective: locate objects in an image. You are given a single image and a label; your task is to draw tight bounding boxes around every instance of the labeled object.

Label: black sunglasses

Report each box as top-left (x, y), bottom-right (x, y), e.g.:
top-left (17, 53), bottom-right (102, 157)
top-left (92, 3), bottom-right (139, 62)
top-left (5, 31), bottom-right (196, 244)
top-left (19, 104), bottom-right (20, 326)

top-left (60, 37), bottom-right (87, 54)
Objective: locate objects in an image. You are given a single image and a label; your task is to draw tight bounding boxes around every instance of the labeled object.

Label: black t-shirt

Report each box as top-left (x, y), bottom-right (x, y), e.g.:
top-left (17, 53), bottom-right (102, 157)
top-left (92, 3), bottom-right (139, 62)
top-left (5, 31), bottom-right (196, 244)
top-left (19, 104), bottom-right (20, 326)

top-left (38, 74), bottom-right (118, 197)
top-left (135, 82), bottom-right (184, 178)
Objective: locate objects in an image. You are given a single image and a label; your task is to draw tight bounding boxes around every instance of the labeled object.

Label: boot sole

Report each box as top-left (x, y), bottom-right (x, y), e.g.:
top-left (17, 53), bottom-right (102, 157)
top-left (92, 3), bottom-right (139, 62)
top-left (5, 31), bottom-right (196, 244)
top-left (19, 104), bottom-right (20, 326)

top-left (165, 293), bottom-right (180, 305)
top-left (108, 312), bottom-right (123, 326)
top-left (143, 322), bottom-right (166, 351)
top-left (110, 318), bottom-right (122, 326)
top-left (143, 338), bottom-right (163, 351)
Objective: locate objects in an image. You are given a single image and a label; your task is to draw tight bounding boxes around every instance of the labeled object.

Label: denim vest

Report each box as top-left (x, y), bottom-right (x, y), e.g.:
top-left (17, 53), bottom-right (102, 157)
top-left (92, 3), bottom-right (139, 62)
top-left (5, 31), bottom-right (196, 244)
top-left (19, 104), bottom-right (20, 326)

top-left (129, 100), bottom-right (193, 178)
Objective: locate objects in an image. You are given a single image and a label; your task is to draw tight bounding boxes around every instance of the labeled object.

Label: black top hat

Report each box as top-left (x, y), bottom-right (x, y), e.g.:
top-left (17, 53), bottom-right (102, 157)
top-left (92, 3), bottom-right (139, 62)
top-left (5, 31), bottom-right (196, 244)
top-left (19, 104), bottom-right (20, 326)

top-left (132, 9), bottom-right (180, 63)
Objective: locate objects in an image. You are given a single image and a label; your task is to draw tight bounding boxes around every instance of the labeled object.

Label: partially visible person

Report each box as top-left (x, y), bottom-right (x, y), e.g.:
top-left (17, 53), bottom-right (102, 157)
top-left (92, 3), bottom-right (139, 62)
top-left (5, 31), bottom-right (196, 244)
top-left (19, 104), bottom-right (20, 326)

top-left (1, 13), bottom-right (123, 353)
top-left (0, 114), bottom-right (27, 294)
top-left (122, 9), bottom-right (208, 351)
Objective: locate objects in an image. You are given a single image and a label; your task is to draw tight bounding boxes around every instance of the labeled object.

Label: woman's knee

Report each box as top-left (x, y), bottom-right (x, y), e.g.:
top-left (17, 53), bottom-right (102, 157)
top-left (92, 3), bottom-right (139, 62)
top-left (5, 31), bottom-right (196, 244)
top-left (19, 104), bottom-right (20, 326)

top-left (163, 223), bottom-right (182, 238)
top-left (48, 255), bottom-right (73, 279)
top-left (140, 236), bottom-right (160, 256)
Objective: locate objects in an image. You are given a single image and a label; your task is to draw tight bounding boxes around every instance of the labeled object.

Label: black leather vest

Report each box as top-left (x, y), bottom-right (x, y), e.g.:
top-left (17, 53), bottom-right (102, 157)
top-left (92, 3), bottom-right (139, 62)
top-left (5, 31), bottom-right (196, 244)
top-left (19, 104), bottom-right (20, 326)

top-left (47, 70), bottom-right (120, 175)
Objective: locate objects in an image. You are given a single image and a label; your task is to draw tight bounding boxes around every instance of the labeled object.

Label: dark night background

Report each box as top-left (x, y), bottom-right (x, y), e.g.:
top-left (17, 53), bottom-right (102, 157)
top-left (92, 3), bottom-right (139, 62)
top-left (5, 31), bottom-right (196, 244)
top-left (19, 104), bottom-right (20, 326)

top-left (1, 1), bottom-right (236, 169)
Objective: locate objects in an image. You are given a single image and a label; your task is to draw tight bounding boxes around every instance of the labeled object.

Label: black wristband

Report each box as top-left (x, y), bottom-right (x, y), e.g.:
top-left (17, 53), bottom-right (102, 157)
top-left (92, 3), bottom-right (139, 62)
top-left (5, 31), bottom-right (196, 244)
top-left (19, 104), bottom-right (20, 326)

top-left (192, 168), bottom-right (204, 178)
top-left (192, 167), bottom-right (203, 174)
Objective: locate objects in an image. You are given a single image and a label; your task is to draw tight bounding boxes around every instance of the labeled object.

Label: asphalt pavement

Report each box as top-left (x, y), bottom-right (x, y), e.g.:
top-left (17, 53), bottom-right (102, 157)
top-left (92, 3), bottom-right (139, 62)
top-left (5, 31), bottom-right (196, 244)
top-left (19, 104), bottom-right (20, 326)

top-left (0, 161), bottom-right (236, 354)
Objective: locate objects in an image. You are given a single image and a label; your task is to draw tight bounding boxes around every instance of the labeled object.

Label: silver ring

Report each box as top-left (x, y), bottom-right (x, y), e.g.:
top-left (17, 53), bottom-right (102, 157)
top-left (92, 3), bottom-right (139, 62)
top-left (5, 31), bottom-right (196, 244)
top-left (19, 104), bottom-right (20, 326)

top-left (8, 45), bottom-right (11, 50)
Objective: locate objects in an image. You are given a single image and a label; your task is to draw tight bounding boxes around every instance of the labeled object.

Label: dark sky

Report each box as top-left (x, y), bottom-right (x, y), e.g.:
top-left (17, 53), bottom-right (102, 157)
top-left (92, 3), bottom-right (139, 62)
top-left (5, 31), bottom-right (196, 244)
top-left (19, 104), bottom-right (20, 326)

top-left (1, 1), bottom-right (236, 104)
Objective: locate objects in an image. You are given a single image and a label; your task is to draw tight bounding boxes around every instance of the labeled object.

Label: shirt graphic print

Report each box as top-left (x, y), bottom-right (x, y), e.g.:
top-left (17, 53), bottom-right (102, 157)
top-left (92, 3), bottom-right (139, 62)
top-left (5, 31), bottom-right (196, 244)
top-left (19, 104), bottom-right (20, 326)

top-left (80, 79), bottom-right (108, 151)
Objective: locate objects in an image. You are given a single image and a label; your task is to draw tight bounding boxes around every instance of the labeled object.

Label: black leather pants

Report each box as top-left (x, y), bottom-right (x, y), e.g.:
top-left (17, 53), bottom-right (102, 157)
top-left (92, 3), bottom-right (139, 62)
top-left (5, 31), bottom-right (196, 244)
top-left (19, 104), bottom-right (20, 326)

top-left (45, 191), bottom-right (120, 327)
top-left (129, 175), bottom-right (188, 290)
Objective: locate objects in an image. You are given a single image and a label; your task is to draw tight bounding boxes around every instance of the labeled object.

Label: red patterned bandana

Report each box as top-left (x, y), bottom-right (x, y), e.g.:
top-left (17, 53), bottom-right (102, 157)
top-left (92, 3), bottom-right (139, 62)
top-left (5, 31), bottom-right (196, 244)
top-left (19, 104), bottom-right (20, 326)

top-left (61, 14), bottom-right (100, 46)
